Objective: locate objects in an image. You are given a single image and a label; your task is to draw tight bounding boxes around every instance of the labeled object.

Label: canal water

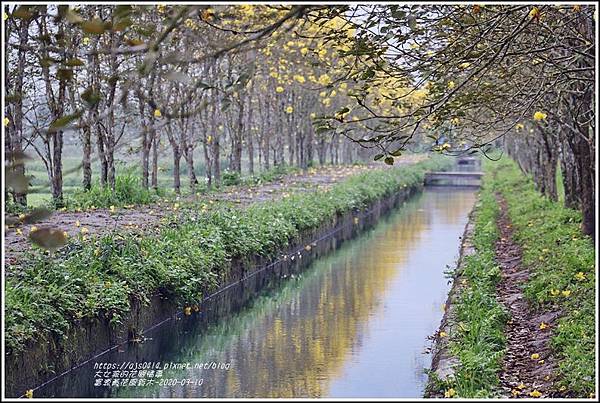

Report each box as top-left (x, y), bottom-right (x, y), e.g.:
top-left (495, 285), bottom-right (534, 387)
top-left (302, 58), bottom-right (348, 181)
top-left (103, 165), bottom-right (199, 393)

top-left (35, 188), bottom-right (477, 398)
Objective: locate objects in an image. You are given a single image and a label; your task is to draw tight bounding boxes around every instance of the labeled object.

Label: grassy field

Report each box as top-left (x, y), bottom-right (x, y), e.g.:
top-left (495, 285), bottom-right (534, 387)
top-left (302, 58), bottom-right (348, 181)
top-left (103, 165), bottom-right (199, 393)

top-left (22, 146), bottom-right (371, 208)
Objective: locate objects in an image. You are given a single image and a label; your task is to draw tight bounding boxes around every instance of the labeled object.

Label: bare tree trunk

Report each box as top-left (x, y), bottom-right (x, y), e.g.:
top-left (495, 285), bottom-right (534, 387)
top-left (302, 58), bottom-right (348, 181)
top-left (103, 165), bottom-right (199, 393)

top-left (82, 125), bottom-right (92, 190)
top-left (151, 132), bottom-right (160, 190)
top-left (6, 17), bottom-right (31, 206)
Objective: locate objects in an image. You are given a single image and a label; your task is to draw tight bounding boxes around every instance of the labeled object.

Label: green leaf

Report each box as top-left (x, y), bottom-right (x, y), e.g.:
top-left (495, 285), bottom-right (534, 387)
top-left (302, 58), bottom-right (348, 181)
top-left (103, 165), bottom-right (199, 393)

top-left (57, 68), bottom-right (74, 81)
top-left (114, 5), bottom-right (133, 19)
top-left (384, 156), bottom-right (395, 165)
top-left (374, 153), bottom-right (385, 161)
top-left (29, 227), bottom-right (68, 253)
top-left (12, 6), bottom-right (33, 20)
top-left (113, 17), bottom-right (133, 32)
top-left (5, 170), bottom-right (29, 193)
top-left (21, 208), bottom-right (53, 224)
top-left (49, 112), bottom-right (83, 132)
top-left (64, 58), bottom-right (85, 67)
top-left (6, 151), bottom-right (32, 164)
top-left (315, 126), bottom-right (333, 134)
top-left (65, 8), bottom-right (84, 24)
top-left (81, 19), bottom-right (106, 35)
top-left (81, 88), bottom-right (101, 108)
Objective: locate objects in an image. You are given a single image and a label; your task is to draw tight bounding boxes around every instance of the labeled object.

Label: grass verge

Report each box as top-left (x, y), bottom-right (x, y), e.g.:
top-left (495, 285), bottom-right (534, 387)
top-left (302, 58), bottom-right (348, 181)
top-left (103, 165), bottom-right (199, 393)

top-left (429, 157), bottom-right (595, 398)
top-left (430, 172), bottom-right (508, 398)
top-left (490, 158), bottom-right (595, 397)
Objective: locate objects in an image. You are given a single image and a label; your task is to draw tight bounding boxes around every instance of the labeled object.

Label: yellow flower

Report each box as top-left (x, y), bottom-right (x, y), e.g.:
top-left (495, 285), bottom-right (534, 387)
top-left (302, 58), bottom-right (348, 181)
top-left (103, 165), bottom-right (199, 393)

top-left (310, 112), bottom-right (316, 119)
top-left (410, 43), bottom-right (420, 49)
top-left (517, 382), bottom-right (526, 390)
top-left (154, 109), bottom-right (162, 118)
top-left (515, 123), bottom-right (524, 131)
top-left (339, 82), bottom-right (347, 90)
top-left (529, 390), bottom-right (543, 398)
top-left (575, 272), bottom-right (585, 281)
top-left (184, 18), bottom-right (195, 29)
top-left (531, 353), bottom-right (540, 360)
top-left (109, 205), bottom-right (116, 213)
top-left (533, 111), bottom-right (547, 121)
top-left (439, 331), bottom-right (448, 338)
top-left (294, 75), bottom-right (305, 84)
top-left (451, 117), bottom-right (460, 125)
top-left (94, 248), bottom-right (101, 256)
top-left (269, 71), bottom-right (279, 79)
top-left (16, 228), bottom-right (23, 236)
top-left (184, 306), bottom-right (192, 316)
top-left (447, 81), bottom-right (456, 89)
top-left (3, 117), bottom-right (10, 127)
top-left (276, 86), bottom-right (284, 93)
top-left (25, 389), bottom-right (33, 398)
top-left (318, 74), bottom-right (332, 86)
top-left (82, 36), bottom-right (90, 45)
top-left (538, 359), bottom-right (545, 364)
top-left (539, 322), bottom-right (548, 330)
top-left (173, 203), bottom-right (179, 210)
top-left (75, 220), bottom-right (81, 227)
top-left (444, 388), bottom-right (456, 398)
top-left (285, 106), bottom-right (294, 114)
top-left (550, 289), bottom-right (560, 297)
top-left (511, 389), bottom-right (520, 397)
top-left (561, 289), bottom-right (571, 297)
top-left (80, 227), bottom-right (89, 235)
top-left (30, 225), bottom-right (38, 233)
top-left (458, 62), bottom-right (471, 69)
top-left (529, 7), bottom-right (540, 19)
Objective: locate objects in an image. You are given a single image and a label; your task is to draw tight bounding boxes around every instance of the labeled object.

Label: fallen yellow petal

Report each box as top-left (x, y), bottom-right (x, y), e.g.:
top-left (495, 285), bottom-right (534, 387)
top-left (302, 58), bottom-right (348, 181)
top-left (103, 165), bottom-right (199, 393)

top-left (529, 390), bottom-right (543, 398)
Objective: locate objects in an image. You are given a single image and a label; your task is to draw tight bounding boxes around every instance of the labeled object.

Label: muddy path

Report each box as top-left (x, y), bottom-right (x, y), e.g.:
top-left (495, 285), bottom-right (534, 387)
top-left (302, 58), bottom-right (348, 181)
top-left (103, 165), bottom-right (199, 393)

top-left (494, 194), bottom-right (562, 398)
top-left (5, 156), bottom-right (424, 266)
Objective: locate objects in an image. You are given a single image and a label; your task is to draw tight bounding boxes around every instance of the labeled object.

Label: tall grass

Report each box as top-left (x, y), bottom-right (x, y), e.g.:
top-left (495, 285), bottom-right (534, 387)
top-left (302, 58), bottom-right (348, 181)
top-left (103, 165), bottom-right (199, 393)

top-left (65, 170), bottom-right (161, 209)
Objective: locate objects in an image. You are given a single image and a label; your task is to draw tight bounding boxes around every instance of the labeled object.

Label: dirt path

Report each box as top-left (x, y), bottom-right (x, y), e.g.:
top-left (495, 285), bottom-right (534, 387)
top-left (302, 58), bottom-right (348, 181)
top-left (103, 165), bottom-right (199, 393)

top-left (494, 194), bottom-right (561, 398)
top-left (5, 156), bottom-right (424, 266)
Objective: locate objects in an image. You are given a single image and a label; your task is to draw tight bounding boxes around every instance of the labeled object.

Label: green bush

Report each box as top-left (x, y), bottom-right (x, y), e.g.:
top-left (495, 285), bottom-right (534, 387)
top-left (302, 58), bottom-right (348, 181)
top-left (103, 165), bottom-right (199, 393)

top-left (65, 171), bottom-right (160, 209)
top-left (221, 170), bottom-right (241, 186)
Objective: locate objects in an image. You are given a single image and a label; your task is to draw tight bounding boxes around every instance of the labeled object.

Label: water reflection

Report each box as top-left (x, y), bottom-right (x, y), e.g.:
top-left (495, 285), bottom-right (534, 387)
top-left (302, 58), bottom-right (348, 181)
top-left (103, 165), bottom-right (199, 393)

top-left (36, 188), bottom-right (476, 398)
